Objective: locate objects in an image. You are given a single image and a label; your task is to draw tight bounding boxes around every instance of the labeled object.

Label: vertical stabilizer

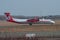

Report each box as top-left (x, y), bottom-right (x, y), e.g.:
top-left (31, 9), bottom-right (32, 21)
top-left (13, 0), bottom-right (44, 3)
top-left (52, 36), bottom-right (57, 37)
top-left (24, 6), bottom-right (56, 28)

top-left (5, 12), bottom-right (13, 22)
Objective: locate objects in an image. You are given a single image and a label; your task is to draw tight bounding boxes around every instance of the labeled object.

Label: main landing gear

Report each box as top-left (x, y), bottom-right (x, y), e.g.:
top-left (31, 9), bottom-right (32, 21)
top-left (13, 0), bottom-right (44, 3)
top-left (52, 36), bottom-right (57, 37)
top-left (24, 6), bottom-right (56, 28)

top-left (29, 22), bottom-right (32, 26)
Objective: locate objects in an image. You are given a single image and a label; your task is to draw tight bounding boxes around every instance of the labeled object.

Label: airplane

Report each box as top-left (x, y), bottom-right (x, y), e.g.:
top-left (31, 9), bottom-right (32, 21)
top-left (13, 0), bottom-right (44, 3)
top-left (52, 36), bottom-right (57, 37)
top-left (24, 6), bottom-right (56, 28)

top-left (4, 12), bottom-right (55, 25)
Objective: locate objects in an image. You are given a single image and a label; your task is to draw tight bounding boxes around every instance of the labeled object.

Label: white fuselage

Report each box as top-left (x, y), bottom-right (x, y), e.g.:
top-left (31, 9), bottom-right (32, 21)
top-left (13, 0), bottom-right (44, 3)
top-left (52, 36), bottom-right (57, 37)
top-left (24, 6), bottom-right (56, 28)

top-left (39, 19), bottom-right (55, 24)
top-left (13, 18), bottom-right (55, 24)
top-left (13, 18), bottom-right (28, 22)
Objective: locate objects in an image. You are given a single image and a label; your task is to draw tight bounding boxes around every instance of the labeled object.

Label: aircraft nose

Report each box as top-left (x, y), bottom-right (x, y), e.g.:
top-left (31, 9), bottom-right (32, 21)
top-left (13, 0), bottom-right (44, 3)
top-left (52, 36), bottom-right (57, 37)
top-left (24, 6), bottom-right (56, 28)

top-left (51, 21), bottom-right (55, 24)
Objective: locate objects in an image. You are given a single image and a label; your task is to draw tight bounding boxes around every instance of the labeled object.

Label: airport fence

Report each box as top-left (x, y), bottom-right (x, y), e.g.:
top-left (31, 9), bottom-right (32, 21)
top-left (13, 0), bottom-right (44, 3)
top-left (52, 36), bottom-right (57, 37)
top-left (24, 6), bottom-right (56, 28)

top-left (0, 36), bottom-right (60, 40)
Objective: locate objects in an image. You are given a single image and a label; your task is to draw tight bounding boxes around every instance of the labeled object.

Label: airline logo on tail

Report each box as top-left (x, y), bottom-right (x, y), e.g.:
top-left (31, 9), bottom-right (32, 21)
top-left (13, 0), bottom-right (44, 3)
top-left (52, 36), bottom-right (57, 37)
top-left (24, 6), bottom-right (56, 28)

top-left (5, 12), bottom-right (13, 22)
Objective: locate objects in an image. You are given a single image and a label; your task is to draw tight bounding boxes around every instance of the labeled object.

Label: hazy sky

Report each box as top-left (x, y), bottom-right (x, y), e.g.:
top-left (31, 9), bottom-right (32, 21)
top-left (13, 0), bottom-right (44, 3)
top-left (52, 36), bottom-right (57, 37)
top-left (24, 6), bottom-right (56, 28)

top-left (0, 0), bottom-right (60, 16)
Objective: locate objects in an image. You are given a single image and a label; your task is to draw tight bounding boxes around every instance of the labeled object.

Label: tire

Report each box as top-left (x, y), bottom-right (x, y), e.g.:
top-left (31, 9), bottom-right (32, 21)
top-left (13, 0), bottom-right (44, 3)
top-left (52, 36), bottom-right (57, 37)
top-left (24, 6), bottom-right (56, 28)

top-left (29, 22), bottom-right (32, 26)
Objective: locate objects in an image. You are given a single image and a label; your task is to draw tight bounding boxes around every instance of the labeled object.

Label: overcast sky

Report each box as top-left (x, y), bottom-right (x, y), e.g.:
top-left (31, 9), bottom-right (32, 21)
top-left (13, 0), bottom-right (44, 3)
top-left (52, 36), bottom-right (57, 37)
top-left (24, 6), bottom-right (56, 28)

top-left (0, 0), bottom-right (60, 16)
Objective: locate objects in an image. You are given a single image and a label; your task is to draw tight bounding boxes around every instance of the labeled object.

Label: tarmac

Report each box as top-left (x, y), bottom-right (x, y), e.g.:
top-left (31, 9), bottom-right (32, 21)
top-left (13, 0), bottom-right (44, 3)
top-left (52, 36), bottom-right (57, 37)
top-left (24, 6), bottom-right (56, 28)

top-left (0, 21), bottom-right (60, 38)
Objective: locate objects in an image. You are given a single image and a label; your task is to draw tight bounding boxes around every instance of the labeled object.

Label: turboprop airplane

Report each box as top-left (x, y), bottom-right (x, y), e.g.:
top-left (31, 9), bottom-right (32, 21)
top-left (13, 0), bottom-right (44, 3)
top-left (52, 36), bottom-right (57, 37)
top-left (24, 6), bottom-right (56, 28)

top-left (4, 12), bottom-right (55, 25)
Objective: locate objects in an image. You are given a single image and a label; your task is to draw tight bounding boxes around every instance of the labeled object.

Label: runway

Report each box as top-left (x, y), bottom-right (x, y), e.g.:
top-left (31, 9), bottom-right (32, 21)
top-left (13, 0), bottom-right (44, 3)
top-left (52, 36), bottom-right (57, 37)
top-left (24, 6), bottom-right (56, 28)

top-left (0, 21), bottom-right (60, 38)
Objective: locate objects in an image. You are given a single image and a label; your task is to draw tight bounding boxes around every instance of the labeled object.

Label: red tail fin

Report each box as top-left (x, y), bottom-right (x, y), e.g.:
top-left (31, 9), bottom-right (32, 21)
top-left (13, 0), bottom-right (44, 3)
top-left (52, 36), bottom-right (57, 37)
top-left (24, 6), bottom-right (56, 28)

top-left (5, 12), bottom-right (13, 22)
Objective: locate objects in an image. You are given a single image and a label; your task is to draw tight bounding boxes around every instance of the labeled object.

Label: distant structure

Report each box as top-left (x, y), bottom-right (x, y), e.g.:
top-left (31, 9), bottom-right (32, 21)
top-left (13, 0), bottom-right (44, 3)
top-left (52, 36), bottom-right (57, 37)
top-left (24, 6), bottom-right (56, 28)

top-left (0, 15), bottom-right (60, 20)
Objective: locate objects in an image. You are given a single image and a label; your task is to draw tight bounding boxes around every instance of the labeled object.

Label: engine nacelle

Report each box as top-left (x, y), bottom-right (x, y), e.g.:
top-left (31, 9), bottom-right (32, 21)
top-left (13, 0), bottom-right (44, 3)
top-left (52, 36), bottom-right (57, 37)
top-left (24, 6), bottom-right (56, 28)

top-left (27, 19), bottom-right (39, 23)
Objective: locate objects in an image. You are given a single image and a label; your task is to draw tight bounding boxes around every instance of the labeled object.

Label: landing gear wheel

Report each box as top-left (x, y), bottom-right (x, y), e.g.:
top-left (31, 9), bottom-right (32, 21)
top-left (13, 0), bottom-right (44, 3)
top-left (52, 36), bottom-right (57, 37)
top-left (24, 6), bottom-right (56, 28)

top-left (29, 22), bottom-right (32, 26)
